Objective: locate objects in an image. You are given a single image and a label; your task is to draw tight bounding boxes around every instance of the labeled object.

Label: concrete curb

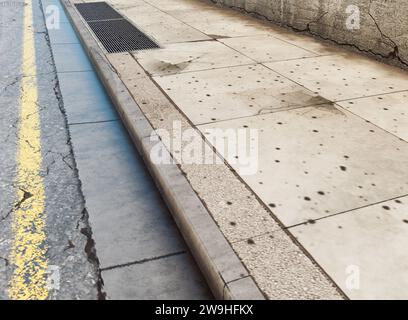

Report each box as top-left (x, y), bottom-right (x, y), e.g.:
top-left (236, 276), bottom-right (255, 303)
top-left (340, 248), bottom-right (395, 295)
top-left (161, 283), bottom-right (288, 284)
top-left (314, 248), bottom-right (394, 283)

top-left (61, 0), bottom-right (265, 300)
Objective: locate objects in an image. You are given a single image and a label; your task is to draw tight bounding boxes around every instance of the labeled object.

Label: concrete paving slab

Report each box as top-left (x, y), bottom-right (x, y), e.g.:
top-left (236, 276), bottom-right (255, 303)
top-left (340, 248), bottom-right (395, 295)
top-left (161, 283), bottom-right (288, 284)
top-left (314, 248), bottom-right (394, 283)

top-left (102, 252), bottom-right (212, 299)
top-left (69, 121), bottom-right (186, 268)
top-left (181, 163), bottom-right (281, 241)
top-left (232, 230), bottom-right (342, 299)
top-left (266, 27), bottom-right (342, 56)
top-left (153, 64), bottom-right (324, 124)
top-left (199, 105), bottom-right (408, 226)
top-left (144, 0), bottom-right (215, 11)
top-left (109, 0), bottom-right (151, 9)
top-left (106, 52), bottom-right (144, 80)
top-left (291, 196), bottom-right (408, 299)
top-left (337, 91), bottom-right (408, 142)
top-left (57, 71), bottom-right (119, 124)
top-left (165, 8), bottom-right (241, 24)
top-left (120, 4), bottom-right (172, 24)
top-left (107, 52), bottom-right (281, 241)
top-left (225, 276), bottom-right (265, 300)
top-left (104, 49), bottom-right (347, 299)
top-left (46, 22), bottom-right (80, 44)
top-left (265, 54), bottom-right (408, 101)
top-left (41, 0), bottom-right (71, 22)
top-left (182, 15), bottom-right (273, 38)
top-left (122, 7), bottom-right (210, 44)
top-left (133, 40), bottom-right (254, 76)
top-left (154, 1), bottom-right (272, 38)
top-left (219, 34), bottom-right (318, 62)
top-left (52, 43), bottom-right (93, 72)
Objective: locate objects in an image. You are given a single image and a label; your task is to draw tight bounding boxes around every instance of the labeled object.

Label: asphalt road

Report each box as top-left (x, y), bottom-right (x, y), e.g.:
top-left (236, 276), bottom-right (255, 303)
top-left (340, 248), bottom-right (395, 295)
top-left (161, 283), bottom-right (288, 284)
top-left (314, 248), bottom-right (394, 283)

top-left (0, 0), bottom-right (211, 299)
top-left (0, 0), bottom-right (98, 299)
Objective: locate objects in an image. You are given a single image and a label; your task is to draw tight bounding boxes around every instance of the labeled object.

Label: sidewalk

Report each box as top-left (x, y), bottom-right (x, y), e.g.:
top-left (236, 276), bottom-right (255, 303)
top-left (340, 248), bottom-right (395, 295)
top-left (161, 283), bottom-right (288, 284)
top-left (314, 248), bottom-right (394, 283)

top-left (76, 0), bottom-right (408, 299)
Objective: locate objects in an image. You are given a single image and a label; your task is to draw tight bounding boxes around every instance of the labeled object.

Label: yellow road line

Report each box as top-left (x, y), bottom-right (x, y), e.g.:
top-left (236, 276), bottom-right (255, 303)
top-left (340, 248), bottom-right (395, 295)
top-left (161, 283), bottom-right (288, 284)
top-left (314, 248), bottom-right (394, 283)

top-left (8, 1), bottom-right (49, 300)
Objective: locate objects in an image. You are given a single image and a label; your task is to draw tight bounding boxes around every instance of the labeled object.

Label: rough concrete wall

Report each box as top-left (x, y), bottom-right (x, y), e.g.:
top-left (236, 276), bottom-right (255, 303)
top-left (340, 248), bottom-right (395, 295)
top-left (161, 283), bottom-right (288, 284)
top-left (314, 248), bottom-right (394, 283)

top-left (212, 0), bottom-right (408, 68)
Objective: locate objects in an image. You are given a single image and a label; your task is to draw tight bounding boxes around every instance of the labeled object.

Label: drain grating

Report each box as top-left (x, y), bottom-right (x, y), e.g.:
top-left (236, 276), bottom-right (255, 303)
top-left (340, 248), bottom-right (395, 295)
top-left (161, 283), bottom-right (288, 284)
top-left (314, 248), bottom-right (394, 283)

top-left (75, 2), bottom-right (122, 21)
top-left (88, 20), bottom-right (159, 53)
top-left (74, 2), bottom-right (159, 53)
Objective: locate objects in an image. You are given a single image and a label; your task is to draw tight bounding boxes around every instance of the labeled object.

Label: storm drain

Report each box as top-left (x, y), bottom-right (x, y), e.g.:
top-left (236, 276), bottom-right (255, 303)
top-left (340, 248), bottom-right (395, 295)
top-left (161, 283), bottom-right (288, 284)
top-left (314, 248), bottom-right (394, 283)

top-left (88, 20), bottom-right (159, 53)
top-left (75, 2), bottom-right (122, 21)
top-left (74, 2), bottom-right (159, 53)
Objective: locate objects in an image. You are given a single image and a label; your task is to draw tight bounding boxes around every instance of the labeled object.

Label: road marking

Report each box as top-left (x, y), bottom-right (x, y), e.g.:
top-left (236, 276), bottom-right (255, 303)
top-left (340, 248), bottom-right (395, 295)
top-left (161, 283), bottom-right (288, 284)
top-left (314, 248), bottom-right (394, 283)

top-left (8, 1), bottom-right (49, 300)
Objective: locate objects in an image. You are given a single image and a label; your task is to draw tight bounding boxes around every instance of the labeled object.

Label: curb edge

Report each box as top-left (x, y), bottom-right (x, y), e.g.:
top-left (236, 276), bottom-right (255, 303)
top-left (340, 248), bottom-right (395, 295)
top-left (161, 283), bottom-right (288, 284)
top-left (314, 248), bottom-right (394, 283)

top-left (61, 0), bottom-right (265, 300)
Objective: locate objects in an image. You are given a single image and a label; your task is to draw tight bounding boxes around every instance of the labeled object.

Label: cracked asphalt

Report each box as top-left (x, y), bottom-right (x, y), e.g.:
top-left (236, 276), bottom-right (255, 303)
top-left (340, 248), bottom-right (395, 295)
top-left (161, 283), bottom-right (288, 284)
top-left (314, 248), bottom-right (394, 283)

top-left (0, 1), bottom-right (99, 299)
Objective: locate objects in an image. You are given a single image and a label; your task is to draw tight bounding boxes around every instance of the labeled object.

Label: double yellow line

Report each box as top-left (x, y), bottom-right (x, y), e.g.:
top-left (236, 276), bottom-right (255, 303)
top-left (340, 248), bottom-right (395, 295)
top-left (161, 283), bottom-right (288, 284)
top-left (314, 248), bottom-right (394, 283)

top-left (8, 1), bottom-right (49, 299)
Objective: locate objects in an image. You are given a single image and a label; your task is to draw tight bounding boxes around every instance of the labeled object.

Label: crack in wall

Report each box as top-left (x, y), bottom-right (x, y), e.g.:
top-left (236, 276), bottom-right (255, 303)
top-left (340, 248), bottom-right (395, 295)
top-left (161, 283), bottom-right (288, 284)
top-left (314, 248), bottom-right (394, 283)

top-left (367, 1), bottom-right (407, 66)
top-left (212, 0), bottom-right (408, 68)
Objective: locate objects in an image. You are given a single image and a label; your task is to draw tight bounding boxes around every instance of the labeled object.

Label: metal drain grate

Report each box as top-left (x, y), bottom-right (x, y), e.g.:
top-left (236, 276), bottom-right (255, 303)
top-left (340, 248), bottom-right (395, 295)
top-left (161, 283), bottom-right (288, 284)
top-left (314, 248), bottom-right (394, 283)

top-left (75, 2), bottom-right (122, 21)
top-left (88, 19), bottom-right (159, 53)
top-left (74, 2), bottom-right (159, 53)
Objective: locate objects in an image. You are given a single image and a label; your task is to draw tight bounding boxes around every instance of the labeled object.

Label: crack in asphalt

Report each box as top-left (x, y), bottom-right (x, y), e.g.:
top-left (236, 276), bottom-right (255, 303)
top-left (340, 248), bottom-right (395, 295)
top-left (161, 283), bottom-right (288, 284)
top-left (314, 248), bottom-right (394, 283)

top-left (63, 240), bottom-right (75, 251)
top-left (0, 0), bottom-right (104, 300)
top-left (0, 77), bottom-right (20, 94)
top-left (0, 256), bottom-right (9, 266)
top-left (0, 188), bottom-right (33, 222)
top-left (3, 119), bottom-right (19, 144)
top-left (43, 150), bottom-right (75, 174)
top-left (79, 208), bottom-right (106, 300)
